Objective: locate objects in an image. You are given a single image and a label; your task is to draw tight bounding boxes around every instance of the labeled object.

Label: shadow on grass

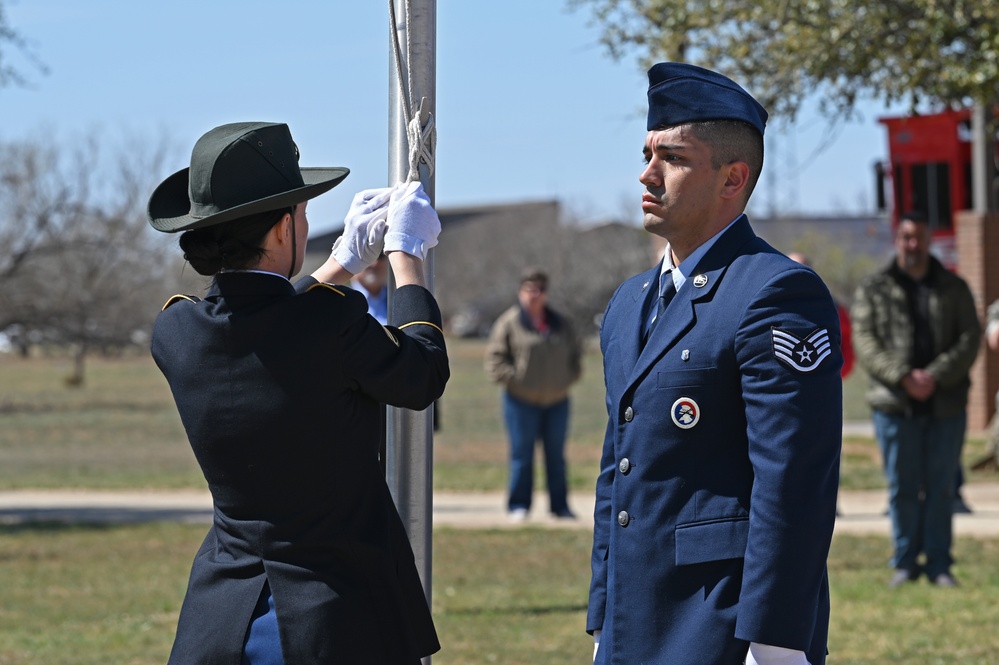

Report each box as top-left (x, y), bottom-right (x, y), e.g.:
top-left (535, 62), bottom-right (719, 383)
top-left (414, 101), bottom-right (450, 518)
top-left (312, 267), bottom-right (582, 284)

top-left (442, 603), bottom-right (588, 617)
top-left (0, 506), bottom-right (212, 527)
top-left (0, 399), bottom-right (168, 415)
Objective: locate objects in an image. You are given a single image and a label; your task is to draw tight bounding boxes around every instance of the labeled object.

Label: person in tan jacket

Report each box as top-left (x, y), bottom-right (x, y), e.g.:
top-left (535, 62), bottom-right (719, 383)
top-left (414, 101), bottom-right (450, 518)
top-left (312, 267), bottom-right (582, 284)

top-left (485, 268), bottom-right (582, 520)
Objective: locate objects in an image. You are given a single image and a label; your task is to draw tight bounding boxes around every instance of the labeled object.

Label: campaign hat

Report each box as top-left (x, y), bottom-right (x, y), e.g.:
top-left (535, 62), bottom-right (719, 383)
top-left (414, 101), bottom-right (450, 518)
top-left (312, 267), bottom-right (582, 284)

top-left (148, 122), bottom-right (349, 233)
top-left (647, 62), bottom-right (768, 136)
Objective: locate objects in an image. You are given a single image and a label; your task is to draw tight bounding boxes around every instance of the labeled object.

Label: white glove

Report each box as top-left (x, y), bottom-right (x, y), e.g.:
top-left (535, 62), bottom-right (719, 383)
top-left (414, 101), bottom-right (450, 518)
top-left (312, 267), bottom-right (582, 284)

top-left (745, 643), bottom-right (810, 665)
top-left (332, 188), bottom-right (393, 274)
top-left (384, 181), bottom-right (440, 261)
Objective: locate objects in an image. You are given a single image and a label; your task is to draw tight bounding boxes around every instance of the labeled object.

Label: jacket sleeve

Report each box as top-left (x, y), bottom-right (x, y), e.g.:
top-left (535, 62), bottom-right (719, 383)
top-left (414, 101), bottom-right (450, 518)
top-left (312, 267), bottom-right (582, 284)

top-left (850, 280), bottom-right (910, 387)
top-left (586, 300), bottom-right (618, 635)
top-left (734, 267), bottom-right (842, 651)
top-left (328, 281), bottom-right (449, 411)
top-left (484, 311), bottom-right (515, 385)
top-left (925, 281), bottom-right (982, 388)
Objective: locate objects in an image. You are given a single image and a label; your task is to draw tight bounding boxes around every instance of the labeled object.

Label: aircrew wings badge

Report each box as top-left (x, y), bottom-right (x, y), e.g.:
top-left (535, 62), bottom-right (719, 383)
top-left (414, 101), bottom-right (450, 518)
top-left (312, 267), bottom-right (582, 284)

top-left (771, 327), bottom-right (831, 373)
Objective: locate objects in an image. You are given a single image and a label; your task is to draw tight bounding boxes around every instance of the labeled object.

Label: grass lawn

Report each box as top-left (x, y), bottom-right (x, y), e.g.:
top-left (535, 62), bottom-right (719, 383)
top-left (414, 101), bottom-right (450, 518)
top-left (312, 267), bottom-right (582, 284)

top-left (1, 342), bottom-right (998, 663)
top-left (0, 522), bottom-right (997, 664)
top-left (0, 340), bottom-right (992, 492)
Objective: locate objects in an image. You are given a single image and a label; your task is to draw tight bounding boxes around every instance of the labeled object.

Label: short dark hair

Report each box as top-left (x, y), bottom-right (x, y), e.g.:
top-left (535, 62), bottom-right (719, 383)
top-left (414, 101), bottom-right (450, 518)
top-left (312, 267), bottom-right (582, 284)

top-left (519, 267), bottom-right (548, 290)
top-left (684, 120), bottom-right (764, 202)
top-left (179, 205), bottom-right (294, 276)
top-left (899, 210), bottom-right (929, 225)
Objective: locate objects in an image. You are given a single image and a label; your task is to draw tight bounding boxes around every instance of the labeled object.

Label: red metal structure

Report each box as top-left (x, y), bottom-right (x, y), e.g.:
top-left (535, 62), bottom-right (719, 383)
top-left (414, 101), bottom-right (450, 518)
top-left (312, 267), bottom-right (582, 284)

top-left (877, 109), bottom-right (975, 267)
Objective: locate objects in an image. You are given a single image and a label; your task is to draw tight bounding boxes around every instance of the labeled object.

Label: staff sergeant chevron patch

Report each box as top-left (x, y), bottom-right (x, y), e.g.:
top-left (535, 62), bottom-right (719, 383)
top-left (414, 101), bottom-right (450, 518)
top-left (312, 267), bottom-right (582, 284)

top-left (771, 327), bottom-right (832, 373)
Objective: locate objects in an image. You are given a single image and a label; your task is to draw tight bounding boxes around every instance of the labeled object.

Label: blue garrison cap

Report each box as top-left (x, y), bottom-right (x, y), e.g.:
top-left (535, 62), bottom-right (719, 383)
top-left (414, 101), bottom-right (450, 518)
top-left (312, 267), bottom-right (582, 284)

top-left (647, 62), bottom-right (768, 136)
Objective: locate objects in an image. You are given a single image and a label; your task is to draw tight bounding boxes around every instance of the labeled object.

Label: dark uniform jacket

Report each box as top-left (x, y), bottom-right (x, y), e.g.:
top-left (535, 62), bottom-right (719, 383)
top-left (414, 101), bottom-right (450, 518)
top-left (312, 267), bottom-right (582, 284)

top-left (152, 270), bottom-right (448, 664)
top-left (588, 217), bottom-right (842, 665)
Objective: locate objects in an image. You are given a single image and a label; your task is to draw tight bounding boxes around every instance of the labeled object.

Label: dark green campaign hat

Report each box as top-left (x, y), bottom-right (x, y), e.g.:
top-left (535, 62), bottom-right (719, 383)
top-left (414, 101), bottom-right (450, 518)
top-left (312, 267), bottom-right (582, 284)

top-left (148, 122), bottom-right (349, 233)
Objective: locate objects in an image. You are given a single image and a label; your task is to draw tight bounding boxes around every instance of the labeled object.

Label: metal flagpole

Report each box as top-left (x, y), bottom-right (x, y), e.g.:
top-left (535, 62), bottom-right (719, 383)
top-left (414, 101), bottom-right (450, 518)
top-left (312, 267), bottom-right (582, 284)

top-left (386, 0), bottom-right (436, 615)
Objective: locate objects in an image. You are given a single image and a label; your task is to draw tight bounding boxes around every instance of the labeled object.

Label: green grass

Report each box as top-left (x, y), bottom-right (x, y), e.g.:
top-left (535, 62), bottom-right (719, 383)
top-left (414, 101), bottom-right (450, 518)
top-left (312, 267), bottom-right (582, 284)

top-left (2, 344), bottom-right (999, 663)
top-left (0, 522), bottom-right (997, 664)
top-left (1, 340), bottom-right (993, 492)
top-left (0, 355), bottom-right (203, 489)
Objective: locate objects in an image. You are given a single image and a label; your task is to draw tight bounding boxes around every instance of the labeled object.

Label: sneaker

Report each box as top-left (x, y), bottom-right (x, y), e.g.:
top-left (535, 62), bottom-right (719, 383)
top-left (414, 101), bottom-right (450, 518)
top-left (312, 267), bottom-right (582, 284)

top-left (932, 572), bottom-right (958, 587)
top-left (508, 508), bottom-right (528, 523)
top-left (552, 509), bottom-right (577, 520)
top-left (888, 567), bottom-right (920, 588)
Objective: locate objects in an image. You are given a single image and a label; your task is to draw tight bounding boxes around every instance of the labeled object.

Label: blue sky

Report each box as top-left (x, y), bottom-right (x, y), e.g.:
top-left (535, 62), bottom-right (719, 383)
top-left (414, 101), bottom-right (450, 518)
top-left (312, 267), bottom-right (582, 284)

top-left (2, 1), bottom-right (909, 234)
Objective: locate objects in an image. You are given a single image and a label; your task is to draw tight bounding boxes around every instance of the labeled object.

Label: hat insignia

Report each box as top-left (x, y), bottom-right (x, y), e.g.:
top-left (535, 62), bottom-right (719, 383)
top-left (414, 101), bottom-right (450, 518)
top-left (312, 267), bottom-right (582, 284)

top-left (771, 327), bottom-right (831, 373)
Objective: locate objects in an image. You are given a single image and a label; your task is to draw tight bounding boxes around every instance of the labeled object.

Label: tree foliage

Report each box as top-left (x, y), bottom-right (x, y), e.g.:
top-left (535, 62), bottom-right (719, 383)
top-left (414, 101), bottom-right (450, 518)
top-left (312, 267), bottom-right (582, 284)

top-left (0, 133), bottom-right (183, 384)
top-left (569, 0), bottom-right (999, 122)
top-left (0, 1), bottom-right (47, 88)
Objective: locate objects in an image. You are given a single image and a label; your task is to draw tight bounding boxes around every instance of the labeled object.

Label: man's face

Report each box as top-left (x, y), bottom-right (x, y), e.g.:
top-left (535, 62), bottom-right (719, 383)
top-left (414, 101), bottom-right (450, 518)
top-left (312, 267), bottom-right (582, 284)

top-left (358, 257), bottom-right (388, 290)
top-left (517, 280), bottom-right (547, 313)
top-left (894, 219), bottom-right (931, 274)
top-left (639, 125), bottom-right (725, 240)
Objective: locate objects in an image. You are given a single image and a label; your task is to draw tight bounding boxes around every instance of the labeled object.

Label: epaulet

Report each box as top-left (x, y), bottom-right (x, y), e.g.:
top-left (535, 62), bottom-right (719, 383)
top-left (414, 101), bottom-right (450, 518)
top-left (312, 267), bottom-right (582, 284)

top-left (306, 282), bottom-right (346, 296)
top-left (398, 320), bottom-right (445, 335)
top-left (161, 294), bottom-right (201, 311)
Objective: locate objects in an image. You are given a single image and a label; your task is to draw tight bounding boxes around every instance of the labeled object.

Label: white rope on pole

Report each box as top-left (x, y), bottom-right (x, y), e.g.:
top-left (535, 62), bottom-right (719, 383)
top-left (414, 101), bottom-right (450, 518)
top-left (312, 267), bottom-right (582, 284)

top-left (389, 0), bottom-right (437, 184)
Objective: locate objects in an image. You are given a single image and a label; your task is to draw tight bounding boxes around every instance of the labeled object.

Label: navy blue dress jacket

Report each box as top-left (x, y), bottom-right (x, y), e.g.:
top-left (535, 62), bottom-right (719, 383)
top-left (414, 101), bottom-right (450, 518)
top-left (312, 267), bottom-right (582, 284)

top-left (588, 217), bottom-right (842, 665)
top-left (152, 270), bottom-right (448, 664)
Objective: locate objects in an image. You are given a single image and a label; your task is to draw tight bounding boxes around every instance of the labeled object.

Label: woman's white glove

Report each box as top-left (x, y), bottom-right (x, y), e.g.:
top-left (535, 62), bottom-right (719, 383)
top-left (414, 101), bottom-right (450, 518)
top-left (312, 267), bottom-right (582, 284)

top-left (331, 188), bottom-right (393, 274)
top-left (384, 181), bottom-right (440, 261)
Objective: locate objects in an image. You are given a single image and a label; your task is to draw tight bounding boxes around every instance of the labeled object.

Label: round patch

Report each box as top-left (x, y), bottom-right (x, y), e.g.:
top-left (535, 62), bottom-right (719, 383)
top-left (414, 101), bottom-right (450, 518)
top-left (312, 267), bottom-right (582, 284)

top-left (671, 397), bottom-right (700, 429)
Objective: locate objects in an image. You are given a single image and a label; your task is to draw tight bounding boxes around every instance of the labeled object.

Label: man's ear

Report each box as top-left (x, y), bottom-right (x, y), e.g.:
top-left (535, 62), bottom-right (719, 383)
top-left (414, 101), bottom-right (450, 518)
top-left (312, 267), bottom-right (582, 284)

top-left (719, 161), bottom-right (750, 201)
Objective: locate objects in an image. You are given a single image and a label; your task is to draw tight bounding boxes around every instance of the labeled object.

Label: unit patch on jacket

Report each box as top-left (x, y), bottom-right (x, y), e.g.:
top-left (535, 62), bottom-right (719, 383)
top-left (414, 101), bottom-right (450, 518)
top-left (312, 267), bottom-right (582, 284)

top-left (771, 327), bottom-right (831, 373)
top-left (670, 397), bottom-right (700, 429)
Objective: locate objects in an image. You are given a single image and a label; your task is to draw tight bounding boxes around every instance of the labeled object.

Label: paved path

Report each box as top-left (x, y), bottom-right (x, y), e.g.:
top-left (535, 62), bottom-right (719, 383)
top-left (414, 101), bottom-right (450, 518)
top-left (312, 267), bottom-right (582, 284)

top-left (2, 483), bottom-right (999, 537)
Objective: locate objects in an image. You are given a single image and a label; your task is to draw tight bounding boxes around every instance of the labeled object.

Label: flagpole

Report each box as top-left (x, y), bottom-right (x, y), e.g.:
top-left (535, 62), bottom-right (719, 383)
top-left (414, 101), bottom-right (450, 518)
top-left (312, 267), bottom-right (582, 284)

top-left (386, 0), bottom-right (436, 617)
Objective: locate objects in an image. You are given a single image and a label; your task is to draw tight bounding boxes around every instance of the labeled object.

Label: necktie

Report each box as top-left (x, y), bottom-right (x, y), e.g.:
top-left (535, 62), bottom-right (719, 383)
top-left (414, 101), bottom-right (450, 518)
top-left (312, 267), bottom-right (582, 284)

top-left (657, 277), bottom-right (677, 320)
top-left (643, 271), bottom-right (676, 346)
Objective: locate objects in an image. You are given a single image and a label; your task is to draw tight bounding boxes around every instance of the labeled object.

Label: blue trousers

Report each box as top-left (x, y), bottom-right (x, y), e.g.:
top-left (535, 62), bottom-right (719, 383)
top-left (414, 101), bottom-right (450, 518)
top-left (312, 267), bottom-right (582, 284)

top-left (872, 410), bottom-right (965, 577)
top-left (503, 393), bottom-right (570, 514)
top-left (243, 584), bottom-right (283, 665)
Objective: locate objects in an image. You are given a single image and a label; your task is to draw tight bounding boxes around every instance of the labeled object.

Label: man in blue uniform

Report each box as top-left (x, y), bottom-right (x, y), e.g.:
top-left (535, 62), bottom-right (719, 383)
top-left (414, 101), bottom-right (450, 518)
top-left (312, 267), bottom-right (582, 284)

top-left (587, 63), bottom-right (842, 665)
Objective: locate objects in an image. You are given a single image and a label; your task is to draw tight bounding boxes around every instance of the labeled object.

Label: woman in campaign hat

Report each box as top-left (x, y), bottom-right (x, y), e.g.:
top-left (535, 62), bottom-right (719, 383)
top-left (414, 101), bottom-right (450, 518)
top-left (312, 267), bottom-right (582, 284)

top-left (149, 121), bottom-right (447, 664)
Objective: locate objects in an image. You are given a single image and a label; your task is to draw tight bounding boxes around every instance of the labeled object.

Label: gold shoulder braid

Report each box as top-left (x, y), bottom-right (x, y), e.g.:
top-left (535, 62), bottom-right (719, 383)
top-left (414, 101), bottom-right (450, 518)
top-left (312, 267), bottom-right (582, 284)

top-left (161, 294), bottom-right (201, 311)
top-left (306, 283), bottom-right (346, 296)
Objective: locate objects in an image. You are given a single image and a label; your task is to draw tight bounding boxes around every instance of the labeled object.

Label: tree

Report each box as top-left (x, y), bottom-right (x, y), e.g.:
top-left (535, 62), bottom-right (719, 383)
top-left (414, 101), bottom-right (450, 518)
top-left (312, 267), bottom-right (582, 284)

top-left (0, 1), bottom-right (47, 88)
top-left (0, 133), bottom-right (183, 384)
top-left (568, 0), bottom-right (999, 124)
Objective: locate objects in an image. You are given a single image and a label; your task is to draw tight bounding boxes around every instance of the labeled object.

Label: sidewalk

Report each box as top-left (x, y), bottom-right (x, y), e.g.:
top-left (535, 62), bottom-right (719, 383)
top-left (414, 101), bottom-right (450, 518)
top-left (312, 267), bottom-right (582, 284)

top-left (2, 483), bottom-right (999, 537)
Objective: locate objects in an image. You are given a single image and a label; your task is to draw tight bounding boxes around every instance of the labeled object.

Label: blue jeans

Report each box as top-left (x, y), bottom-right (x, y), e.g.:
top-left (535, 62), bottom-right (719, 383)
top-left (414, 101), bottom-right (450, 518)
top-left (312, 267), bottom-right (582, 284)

top-left (872, 410), bottom-right (966, 577)
top-left (503, 393), bottom-right (570, 514)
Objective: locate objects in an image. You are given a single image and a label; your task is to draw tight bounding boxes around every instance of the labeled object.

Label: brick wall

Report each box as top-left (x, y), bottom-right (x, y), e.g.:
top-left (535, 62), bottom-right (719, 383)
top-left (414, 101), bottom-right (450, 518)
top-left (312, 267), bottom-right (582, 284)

top-left (955, 211), bottom-right (999, 434)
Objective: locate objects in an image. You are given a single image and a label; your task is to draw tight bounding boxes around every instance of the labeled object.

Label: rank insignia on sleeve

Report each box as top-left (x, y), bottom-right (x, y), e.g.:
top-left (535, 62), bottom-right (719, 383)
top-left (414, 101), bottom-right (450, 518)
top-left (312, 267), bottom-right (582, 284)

top-left (771, 327), bottom-right (831, 373)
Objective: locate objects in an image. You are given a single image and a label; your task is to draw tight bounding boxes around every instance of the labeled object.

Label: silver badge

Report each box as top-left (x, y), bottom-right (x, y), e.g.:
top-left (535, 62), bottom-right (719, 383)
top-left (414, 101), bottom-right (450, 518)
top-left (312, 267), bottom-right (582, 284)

top-left (692, 274), bottom-right (708, 288)
top-left (772, 327), bottom-right (831, 373)
top-left (681, 349), bottom-right (690, 361)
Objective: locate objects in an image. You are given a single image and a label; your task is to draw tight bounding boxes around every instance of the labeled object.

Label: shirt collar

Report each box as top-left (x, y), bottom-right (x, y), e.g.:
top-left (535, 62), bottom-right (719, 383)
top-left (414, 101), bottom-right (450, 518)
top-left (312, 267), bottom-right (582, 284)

top-left (659, 214), bottom-right (745, 292)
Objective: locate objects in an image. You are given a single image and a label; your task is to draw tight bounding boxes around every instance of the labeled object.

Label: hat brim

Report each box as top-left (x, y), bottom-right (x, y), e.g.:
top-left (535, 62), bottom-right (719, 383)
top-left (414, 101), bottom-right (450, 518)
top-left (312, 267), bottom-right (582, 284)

top-left (147, 166), bottom-right (350, 233)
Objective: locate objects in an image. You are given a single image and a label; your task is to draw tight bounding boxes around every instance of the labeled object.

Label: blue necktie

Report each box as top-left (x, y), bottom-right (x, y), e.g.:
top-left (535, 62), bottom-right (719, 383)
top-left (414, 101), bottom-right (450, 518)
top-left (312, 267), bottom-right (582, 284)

top-left (643, 271), bottom-right (676, 346)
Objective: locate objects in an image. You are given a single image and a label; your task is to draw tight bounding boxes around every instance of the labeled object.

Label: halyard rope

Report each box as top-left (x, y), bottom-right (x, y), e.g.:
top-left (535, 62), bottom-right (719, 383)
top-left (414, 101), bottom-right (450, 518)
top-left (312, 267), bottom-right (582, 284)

top-left (388, 0), bottom-right (437, 183)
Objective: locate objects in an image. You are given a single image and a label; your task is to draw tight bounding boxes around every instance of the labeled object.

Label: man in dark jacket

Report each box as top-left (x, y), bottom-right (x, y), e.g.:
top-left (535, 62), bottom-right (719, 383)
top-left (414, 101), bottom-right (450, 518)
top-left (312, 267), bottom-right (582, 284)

top-left (852, 211), bottom-right (981, 588)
